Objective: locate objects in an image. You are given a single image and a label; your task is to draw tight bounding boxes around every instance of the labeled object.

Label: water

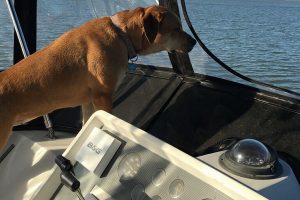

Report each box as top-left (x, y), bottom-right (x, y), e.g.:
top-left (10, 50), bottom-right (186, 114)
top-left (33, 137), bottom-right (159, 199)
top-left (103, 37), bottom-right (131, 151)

top-left (0, 0), bottom-right (299, 93)
top-left (185, 0), bottom-right (300, 93)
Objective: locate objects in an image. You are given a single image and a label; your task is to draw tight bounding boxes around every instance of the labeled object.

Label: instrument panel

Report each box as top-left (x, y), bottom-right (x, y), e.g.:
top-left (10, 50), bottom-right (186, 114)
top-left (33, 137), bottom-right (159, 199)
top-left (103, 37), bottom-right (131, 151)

top-left (34, 111), bottom-right (266, 200)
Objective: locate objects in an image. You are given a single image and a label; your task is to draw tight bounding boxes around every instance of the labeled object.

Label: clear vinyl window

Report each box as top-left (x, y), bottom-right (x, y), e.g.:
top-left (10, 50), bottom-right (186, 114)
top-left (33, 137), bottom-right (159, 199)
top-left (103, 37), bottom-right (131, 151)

top-left (0, 1), bottom-right (13, 70)
top-left (184, 0), bottom-right (300, 93)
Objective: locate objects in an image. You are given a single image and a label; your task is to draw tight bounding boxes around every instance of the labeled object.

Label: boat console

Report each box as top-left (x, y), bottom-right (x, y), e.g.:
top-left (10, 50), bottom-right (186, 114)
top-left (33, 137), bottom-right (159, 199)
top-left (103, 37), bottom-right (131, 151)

top-left (34, 111), bottom-right (297, 200)
top-left (1, 111), bottom-right (299, 200)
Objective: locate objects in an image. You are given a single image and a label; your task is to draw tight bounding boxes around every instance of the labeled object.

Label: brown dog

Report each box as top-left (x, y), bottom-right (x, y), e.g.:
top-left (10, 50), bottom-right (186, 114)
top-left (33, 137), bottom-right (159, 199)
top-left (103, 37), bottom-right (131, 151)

top-left (0, 6), bottom-right (196, 150)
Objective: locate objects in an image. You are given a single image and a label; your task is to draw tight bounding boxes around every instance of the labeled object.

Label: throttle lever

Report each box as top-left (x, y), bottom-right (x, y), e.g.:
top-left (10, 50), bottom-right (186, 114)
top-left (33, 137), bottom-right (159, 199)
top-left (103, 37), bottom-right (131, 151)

top-left (55, 154), bottom-right (75, 174)
top-left (55, 155), bottom-right (85, 200)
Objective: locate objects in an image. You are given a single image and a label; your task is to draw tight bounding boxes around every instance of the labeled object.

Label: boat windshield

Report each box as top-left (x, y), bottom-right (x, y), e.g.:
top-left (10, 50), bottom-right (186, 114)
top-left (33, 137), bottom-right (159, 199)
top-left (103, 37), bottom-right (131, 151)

top-left (0, 0), bottom-right (299, 95)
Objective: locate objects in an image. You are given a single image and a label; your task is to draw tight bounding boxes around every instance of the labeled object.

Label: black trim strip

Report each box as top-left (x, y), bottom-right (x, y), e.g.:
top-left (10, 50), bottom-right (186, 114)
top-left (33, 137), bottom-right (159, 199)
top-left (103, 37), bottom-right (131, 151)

top-left (0, 144), bottom-right (15, 164)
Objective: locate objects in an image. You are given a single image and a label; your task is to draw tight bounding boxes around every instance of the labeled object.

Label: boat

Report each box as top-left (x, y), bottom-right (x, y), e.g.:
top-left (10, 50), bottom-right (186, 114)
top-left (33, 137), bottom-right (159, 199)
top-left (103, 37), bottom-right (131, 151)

top-left (0, 0), bottom-right (299, 199)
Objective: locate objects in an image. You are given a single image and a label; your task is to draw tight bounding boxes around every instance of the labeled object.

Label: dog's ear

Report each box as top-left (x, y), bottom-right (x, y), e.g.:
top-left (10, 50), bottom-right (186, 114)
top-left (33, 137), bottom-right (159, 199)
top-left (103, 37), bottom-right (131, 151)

top-left (142, 11), bottom-right (164, 43)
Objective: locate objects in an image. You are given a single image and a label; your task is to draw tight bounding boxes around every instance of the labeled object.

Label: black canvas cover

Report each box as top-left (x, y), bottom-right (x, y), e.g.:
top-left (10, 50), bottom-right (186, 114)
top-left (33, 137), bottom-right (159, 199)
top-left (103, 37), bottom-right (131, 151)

top-left (10, 66), bottom-right (300, 181)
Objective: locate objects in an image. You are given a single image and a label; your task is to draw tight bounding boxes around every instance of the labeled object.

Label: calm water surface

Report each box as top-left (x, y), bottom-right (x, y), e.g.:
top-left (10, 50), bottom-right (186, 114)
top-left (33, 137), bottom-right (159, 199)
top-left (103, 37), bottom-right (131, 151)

top-left (0, 0), bottom-right (299, 93)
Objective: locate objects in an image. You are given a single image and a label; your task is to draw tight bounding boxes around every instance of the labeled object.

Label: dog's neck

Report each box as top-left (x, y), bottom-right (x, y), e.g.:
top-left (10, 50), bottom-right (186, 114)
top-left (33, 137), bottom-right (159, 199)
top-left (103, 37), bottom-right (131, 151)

top-left (110, 15), bottom-right (137, 60)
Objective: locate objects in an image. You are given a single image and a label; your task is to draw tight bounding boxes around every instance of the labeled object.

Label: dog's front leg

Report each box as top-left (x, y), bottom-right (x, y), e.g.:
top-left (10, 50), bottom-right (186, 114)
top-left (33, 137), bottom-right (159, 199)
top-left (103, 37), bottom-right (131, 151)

top-left (0, 119), bottom-right (13, 151)
top-left (92, 93), bottom-right (113, 114)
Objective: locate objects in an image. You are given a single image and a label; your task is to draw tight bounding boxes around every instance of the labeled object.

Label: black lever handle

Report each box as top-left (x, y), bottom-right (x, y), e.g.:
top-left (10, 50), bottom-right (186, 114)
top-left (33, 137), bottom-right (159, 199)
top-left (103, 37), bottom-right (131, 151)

top-left (55, 155), bottom-right (86, 199)
top-left (55, 155), bottom-right (74, 173)
top-left (60, 171), bottom-right (80, 192)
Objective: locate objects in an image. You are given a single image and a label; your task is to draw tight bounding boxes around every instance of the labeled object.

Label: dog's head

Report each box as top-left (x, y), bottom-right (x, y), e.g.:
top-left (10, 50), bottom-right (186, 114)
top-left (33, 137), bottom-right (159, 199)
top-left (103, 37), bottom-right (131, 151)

top-left (139, 6), bottom-right (196, 55)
